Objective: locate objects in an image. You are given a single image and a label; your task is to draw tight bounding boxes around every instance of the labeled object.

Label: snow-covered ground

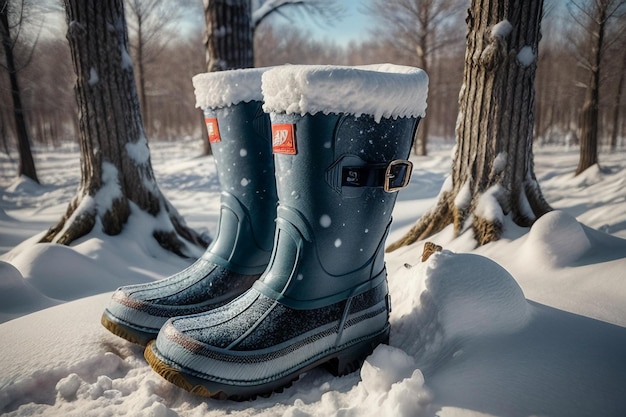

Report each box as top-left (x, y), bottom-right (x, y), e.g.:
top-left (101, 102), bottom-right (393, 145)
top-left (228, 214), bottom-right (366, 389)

top-left (1, 138), bottom-right (625, 417)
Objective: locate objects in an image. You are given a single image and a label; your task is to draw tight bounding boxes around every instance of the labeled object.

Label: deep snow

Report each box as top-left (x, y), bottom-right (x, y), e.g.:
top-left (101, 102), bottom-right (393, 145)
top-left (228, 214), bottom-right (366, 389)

top-left (1, 138), bottom-right (626, 417)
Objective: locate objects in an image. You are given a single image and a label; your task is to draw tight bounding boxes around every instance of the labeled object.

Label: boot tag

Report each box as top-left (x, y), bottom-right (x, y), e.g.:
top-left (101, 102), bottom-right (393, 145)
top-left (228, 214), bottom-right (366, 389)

top-left (272, 124), bottom-right (297, 155)
top-left (205, 118), bottom-right (221, 143)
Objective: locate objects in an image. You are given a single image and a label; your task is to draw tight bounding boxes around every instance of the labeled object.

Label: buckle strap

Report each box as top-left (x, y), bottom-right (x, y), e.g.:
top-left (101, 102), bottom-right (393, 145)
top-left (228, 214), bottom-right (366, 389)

top-left (342, 160), bottom-right (413, 192)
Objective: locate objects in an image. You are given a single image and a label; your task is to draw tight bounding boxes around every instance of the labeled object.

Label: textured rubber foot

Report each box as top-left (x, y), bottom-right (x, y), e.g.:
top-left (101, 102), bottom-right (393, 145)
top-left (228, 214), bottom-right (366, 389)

top-left (144, 327), bottom-right (389, 400)
top-left (144, 341), bottom-right (231, 399)
top-left (325, 330), bottom-right (390, 376)
top-left (101, 311), bottom-right (157, 347)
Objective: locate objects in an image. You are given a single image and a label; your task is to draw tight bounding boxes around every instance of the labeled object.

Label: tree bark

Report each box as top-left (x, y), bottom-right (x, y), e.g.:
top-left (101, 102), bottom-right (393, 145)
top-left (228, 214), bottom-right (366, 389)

top-left (388, 0), bottom-right (551, 251)
top-left (0, 3), bottom-right (39, 183)
top-left (608, 45), bottom-right (625, 150)
top-left (575, 2), bottom-right (607, 175)
top-left (199, 0), bottom-right (253, 156)
top-left (41, 0), bottom-right (208, 257)
top-left (135, 12), bottom-right (149, 130)
top-left (414, 55), bottom-right (429, 156)
top-left (203, 0), bottom-right (253, 72)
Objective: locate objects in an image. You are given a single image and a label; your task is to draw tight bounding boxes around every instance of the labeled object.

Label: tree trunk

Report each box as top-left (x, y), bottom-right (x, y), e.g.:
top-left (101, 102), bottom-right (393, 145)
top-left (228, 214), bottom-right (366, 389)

top-left (414, 54), bottom-right (429, 156)
top-left (575, 3), bottom-right (606, 175)
top-left (0, 4), bottom-right (39, 183)
top-left (41, 0), bottom-right (208, 257)
top-left (388, 0), bottom-right (551, 251)
top-left (135, 13), bottom-right (150, 136)
top-left (201, 0), bottom-right (253, 155)
top-left (609, 49), bottom-right (625, 151)
top-left (203, 0), bottom-right (253, 72)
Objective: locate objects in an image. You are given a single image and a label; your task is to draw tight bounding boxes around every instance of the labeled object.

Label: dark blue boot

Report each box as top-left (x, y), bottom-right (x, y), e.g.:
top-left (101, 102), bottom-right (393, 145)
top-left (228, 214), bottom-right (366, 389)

top-left (102, 69), bottom-right (277, 346)
top-left (145, 64), bottom-right (428, 398)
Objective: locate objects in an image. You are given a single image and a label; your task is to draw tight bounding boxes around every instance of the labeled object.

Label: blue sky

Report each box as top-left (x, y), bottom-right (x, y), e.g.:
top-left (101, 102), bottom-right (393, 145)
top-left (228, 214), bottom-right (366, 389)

top-left (263, 0), bottom-right (375, 45)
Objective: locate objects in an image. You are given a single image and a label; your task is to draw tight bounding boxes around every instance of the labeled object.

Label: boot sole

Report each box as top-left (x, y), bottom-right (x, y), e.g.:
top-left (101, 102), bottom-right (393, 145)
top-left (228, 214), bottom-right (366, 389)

top-left (144, 326), bottom-right (390, 400)
top-left (101, 310), bottom-right (158, 347)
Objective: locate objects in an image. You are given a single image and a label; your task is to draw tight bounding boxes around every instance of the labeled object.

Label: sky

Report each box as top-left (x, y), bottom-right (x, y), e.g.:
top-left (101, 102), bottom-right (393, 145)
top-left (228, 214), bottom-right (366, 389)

top-left (254, 0), bottom-right (376, 45)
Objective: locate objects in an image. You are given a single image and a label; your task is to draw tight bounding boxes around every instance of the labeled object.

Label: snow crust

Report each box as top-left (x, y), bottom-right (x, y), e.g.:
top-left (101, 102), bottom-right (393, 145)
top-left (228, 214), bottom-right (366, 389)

top-left (192, 67), bottom-right (268, 109)
top-left (492, 152), bottom-right (507, 174)
top-left (491, 20), bottom-right (512, 38)
top-left (453, 179), bottom-right (471, 209)
top-left (88, 68), bottom-right (99, 86)
top-left (517, 46), bottom-right (535, 67)
top-left (120, 46), bottom-right (133, 70)
top-left (475, 184), bottom-right (504, 223)
top-left (126, 135), bottom-right (151, 165)
top-left (261, 64), bottom-right (429, 122)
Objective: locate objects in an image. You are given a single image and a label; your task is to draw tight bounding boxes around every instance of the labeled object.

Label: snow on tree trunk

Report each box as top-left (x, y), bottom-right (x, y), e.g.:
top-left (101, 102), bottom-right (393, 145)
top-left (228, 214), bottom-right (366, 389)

top-left (41, 0), bottom-right (208, 257)
top-left (388, 0), bottom-right (551, 251)
top-left (203, 0), bottom-right (253, 71)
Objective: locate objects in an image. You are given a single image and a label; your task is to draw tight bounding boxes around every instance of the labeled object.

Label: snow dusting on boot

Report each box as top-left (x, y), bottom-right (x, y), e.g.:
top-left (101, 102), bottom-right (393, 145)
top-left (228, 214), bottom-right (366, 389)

top-left (192, 67), bottom-right (268, 109)
top-left (261, 64), bottom-right (428, 122)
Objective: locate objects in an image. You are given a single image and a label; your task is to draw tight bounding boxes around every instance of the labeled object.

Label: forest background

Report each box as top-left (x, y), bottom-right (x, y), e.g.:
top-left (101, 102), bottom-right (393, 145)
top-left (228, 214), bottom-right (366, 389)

top-left (1, 0), bottom-right (624, 167)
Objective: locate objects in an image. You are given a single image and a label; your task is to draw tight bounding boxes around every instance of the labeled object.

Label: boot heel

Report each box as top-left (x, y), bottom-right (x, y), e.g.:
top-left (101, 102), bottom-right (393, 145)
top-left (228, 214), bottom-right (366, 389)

top-left (325, 329), bottom-right (390, 376)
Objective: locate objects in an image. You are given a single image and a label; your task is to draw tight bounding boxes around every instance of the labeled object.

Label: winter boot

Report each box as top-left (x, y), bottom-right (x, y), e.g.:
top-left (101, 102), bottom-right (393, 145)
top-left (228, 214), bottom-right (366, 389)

top-left (144, 64), bottom-right (429, 398)
top-left (101, 68), bottom-right (277, 346)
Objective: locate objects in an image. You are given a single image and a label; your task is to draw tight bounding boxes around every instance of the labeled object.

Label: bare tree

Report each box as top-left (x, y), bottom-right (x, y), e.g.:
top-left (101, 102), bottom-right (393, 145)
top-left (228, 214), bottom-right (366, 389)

top-left (0, 0), bottom-right (39, 182)
top-left (534, 8), bottom-right (580, 144)
top-left (252, 0), bottom-right (342, 31)
top-left (609, 46), bottom-right (626, 150)
top-left (41, 0), bottom-right (207, 256)
top-left (388, 0), bottom-right (551, 251)
top-left (125, 0), bottom-right (196, 134)
top-left (254, 23), bottom-right (345, 67)
top-left (203, 0), bottom-right (343, 71)
top-left (147, 32), bottom-right (205, 140)
top-left (568, 0), bottom-right (626, 175)
top-left (366, 0), bottom-right (466, 155)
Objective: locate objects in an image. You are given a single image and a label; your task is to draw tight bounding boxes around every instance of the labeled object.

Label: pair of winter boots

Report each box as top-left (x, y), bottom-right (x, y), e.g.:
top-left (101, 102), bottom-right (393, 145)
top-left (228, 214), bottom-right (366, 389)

top-left (101, 64), bottom-right (428, 400)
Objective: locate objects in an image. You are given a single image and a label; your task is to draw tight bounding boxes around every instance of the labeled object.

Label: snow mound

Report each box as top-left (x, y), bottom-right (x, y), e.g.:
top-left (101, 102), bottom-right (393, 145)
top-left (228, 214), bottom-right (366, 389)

top-left (5, 176), bottom-right (44, 195)
top-left (9, 243), bottom-right (122, 301)
top-left (193, 67), bottom-right (268, 109)
top-left (0, 207), bottom-right (13, 221)
top-left (262, 64), bottom-right (429, 122)
top-left (0, 261), bottom-right (58, 323)
top-left (423, 251), bottom-right (531, 340)
top-left (523, 210), bottom-right (591, 267)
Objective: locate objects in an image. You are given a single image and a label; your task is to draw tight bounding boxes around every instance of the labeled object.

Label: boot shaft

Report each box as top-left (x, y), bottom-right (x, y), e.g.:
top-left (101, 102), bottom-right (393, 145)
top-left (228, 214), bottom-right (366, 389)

top-left (193, 69), bottom-right (277, 274)
top-left (257, 64), bottom-right (428, 307)
top-left (276, 113), bottom-right (416, 265)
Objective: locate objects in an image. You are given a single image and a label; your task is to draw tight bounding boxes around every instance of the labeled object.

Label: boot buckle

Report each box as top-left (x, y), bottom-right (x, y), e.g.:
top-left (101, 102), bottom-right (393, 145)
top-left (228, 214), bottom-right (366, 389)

top-left (384, 160), bottom-right (413, 192)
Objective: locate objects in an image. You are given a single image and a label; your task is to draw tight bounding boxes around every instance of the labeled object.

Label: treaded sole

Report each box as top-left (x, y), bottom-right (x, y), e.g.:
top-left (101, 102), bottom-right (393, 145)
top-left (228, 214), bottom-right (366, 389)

top-left (101, 311), bottom-right (158, 347)
top-left (144, 327), bottom-right (389, 400)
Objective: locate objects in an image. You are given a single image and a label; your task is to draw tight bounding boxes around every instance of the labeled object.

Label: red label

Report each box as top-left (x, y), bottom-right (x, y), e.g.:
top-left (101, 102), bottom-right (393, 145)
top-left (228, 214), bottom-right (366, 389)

top-left (272, 124), bottom-right (296, 155)
top-left (205, 117), bottom-right (221, 143)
